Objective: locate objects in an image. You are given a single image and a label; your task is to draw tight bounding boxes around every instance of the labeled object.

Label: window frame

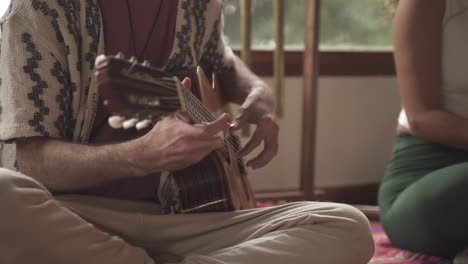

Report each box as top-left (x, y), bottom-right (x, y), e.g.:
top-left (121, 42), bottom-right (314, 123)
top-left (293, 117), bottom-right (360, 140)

top-left (233, 0), bottom-right (396, 204)
top-left (251, 49), bottom-right (395, 203)
top-left (233, 49), bottom-right (395, 76)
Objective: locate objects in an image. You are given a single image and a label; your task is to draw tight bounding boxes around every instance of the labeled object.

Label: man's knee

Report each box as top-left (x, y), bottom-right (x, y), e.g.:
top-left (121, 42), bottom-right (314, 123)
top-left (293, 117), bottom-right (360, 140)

top-left (277, 202), bottom-right (375, 263)
top-left (0, 167), bottom-right (40, 187)
top-left (0, 168), bottom-right (50, 211)
top-left (0, 168), bottom-right (23, 196)
top-left (295, 202), bottom-right (374, 263)
top-left (330, 203), bottom-right (375, 263)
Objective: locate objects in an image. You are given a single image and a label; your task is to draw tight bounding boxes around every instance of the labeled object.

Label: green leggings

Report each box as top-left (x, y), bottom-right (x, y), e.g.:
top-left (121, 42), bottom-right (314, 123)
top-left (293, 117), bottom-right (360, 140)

top-left (378, 134), bottom-right (468, 258)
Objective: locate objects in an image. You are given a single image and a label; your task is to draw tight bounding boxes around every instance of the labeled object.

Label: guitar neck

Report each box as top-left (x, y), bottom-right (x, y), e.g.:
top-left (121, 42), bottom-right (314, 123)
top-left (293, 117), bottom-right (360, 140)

top-left (119, 67), bottom-right (216, 124)
top-left (174, 78), bottom-right (217, 124)
top-left (96, 55), bottom-right (220, 125)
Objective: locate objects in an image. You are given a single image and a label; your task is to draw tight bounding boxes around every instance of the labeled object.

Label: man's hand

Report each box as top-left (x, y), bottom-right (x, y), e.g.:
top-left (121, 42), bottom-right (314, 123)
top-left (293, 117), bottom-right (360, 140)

top-left (231, 85), bottom-right (279, 170)
top-left (128, 78), bottom-right (231, 176)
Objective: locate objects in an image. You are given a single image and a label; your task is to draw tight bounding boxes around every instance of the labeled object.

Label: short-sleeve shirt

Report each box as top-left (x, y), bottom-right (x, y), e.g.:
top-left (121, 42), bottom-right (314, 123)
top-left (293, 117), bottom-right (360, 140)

top-left (0, 0), bottom-right (234, 170)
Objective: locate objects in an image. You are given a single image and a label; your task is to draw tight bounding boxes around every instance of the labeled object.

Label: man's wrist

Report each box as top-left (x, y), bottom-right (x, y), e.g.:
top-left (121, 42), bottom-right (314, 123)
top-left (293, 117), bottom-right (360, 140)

top-left (249, 82), bottom-right (276, 111)
top-left (116, 139), bottom-right (150, 177)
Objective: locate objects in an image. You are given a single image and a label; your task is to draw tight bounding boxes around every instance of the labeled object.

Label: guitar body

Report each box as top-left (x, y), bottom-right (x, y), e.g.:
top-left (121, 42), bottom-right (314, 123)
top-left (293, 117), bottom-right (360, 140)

top-left (95, 55), bottom-right (256, 213)
top-left (173, 149), bottom-right (254, 213)
top-left (173, 68), bottom-right (256, 213)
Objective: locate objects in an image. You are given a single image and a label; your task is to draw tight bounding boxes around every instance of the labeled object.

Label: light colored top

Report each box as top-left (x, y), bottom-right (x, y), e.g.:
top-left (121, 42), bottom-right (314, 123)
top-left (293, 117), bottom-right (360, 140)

top-left (398, 0), bottom-right (468, 128)
top-left (0, 0), bottom-right (234, 170)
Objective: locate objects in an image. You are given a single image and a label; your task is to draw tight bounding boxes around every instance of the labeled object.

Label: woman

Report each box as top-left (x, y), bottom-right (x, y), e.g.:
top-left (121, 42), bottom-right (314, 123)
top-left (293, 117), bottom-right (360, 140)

top-left (378, 0), bottom-right (468, 261)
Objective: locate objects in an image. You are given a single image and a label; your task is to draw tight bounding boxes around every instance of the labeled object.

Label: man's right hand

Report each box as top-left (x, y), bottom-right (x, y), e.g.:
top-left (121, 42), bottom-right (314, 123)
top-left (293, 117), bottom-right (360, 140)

top-left (127, 78), bottom-right (231, 176)
top-left (128, 111), bottom-right (231, 176)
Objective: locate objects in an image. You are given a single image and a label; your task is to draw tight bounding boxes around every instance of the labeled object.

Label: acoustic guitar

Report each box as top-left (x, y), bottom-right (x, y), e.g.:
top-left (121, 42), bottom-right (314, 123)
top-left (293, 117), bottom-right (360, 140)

top-left (95, 54), bottom-right (256, 213)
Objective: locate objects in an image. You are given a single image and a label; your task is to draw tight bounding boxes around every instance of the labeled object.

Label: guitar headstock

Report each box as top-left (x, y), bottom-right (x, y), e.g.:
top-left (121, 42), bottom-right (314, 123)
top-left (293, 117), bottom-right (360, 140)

top-left (95, 54), bottom-right (183, 129)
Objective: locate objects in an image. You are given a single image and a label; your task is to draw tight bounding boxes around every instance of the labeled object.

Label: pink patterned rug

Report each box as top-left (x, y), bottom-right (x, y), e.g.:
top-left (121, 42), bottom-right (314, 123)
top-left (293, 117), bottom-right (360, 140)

top-left (370, 222), bottom-right (451, 264)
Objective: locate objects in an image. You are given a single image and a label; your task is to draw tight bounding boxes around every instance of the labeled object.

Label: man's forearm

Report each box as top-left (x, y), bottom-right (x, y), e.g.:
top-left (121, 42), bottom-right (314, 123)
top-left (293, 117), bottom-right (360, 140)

top-left (220, 55), bottom-right (275, 106)
top-left (16, 137), bottom-right (138, 192)
top-left (402, 109), bottom-right (468, 150)
top-left (218, 54), bottom-right (280, 168)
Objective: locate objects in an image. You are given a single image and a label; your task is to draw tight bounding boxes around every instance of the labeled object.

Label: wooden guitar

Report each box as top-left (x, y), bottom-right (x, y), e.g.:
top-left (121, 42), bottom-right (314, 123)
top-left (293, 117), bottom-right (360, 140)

top-left (95, 54), bottom-right (256, 213)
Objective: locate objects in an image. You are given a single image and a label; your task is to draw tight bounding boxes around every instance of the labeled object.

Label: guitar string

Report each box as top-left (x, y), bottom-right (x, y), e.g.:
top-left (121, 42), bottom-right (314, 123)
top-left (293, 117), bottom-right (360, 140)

top-left (121, 72), bottom-right (250, 208)
top-left (179, 86), bottom-right (236, 157)
top-left (129, 76), bottom-right (243, 155)
top-left (155, 79), bottom-right (245, 164)
top-left (174, 85), bottom-right (242, 154)
top-left (154, 79), bottom-right (242, 149)
top-left (167, 80), bottom-right (242, 152)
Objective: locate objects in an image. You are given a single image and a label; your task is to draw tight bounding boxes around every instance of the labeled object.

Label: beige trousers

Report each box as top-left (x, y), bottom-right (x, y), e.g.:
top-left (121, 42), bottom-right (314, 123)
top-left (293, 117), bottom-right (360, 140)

top-left (0, 168), bottom-right (375, 264)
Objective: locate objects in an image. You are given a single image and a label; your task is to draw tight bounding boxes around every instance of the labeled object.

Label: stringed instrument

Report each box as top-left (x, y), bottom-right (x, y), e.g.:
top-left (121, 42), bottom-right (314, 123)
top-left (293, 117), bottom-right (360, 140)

top-left (95, 54), bottom-right (256, 213)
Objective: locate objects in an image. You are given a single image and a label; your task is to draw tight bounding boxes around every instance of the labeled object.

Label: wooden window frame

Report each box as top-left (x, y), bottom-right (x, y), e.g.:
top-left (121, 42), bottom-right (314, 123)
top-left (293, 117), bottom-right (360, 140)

top-left (243, 49), bottom-right (395, 204)
top-left (238, 0), bottom-right (395, 205)
top-left (233, 50), bottom-right (395, 76)
top-left (235, 0), bottom-right (396, 204)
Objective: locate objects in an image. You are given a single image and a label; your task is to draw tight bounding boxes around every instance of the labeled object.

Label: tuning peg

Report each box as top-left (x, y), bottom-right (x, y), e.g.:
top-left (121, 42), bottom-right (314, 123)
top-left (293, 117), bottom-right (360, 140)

top-left (142, 60), bottom-right (151, 67)
top-left (129, 56), bottom-right (138, 64)
top-left (115, 52), bottom-right (125, 59)
top-left (136, 119), bottom-right (152, 130)
top-left (108, 115), bottom-right (125, 129)
top-left (95, 54), bottom-right (106, 66)
top-left (122, 118), bottom-right (139, 130)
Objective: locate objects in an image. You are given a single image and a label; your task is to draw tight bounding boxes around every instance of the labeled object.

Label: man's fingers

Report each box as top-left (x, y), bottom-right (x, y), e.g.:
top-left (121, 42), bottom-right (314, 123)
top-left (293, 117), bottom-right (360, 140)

top-left (190, 136), bottom-right (225, 163)
top-left (231, 107), bottom-right (249, 130)
top-left (203, 113), bottom-right (231, 136)
top-left (181, 77), bottom-right (192, 89)
top-left (205, 134), bottom-right (225, 150)
top-left (175, 111), bottom-right (192, 123)
top-left (246, 137), bottom-right (278, 169)
top-left (237, 127), bottom-right (264, 158)
top-left (237, 117), bottom-right (279, 167)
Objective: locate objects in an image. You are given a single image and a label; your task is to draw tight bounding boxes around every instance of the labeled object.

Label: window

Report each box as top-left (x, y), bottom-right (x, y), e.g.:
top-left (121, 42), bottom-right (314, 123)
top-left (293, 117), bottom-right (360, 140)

top-left (320, 0), bottom-right (392, 50)
top-left (224, 0), bottom-right (395, 76)
top-left (0, 1), bottom-right (394, 75)
top-left (224, 0), bottom-right (393, 50)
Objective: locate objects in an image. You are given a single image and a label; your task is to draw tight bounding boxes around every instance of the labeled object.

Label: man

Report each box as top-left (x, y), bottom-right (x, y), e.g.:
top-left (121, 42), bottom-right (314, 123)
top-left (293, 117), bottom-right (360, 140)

top-left (0, 0), bottom-right (374, 263)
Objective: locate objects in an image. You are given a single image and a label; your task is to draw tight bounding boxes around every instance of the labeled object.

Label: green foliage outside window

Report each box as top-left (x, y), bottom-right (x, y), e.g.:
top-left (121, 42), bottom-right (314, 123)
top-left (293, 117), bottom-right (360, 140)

top-left (224, 0), bottom-right (393, 50)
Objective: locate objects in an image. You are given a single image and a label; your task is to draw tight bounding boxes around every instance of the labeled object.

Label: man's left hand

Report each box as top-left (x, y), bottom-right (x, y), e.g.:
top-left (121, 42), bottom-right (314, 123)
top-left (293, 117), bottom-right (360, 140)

top-left (231, 86), bottom-right (279, 169)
